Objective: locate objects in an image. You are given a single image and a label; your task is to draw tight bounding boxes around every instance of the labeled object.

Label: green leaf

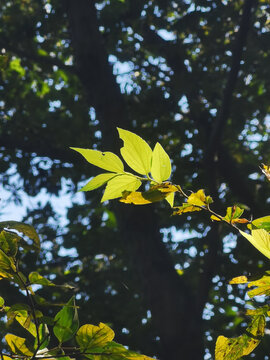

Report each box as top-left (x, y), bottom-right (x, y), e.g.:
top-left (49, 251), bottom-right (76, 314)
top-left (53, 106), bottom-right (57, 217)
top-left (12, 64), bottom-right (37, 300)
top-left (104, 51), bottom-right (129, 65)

top-left (215, 315), bottom-right (265, 360)
top-left (15, 310), bottom-right (37, 337)
top-left (101, 175), bottom-right (141, 202)
top-left (150, 142), bottom-right (171, 183)
top-left (0, 296), bottom-right (4, 306)
top-left (239, 228), bottom-right (270, 259)
top-left (0, 249), bottom-right (16, 279)
top-left (211, 206), bottom-right (248, 224)
top-left (70, 148), bottom-right (124, 173)
top-left (5, 334), bottom-right (34, 356)
top-left (0, 221), bottom-right (40, 251)
top-left (0, 230), bottom-right (19, 257)
top-left (76, 323), bottom-right (115, 351)
top-left (117, 128), bottom-right (152, 175)
top-left (53, 296), bottom-right (79, 343)
top-left (34, 324), bottom-right (50, 350)
top-left (249, 216), bottom-right (270, 231)
top-left (29, 271), bottom-right (55, 286)
top-left (91, 341), bottom-right (155, 360)
top-left (9, 58), bottom-right (25, 77)
top-left (80, 173), bottom-right (118, 192)
top-left (247, 273), bottom-right (270, 298)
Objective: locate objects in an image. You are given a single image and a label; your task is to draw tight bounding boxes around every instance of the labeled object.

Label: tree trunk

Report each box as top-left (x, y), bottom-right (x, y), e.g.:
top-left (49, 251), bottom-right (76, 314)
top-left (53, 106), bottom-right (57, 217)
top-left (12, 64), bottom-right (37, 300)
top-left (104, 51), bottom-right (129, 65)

top-left (66, 1), bottom-right (206, 359)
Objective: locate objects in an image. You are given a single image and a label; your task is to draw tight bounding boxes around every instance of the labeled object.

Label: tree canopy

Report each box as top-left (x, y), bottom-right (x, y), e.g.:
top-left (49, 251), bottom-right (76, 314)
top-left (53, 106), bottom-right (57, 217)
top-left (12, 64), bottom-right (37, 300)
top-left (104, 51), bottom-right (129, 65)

top-left (1, 0), bottom-right (270, 359)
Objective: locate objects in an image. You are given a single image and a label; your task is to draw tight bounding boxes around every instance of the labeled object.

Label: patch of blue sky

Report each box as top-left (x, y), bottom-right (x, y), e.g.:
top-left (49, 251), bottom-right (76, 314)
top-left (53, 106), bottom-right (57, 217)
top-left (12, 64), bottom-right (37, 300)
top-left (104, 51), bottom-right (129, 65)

top-left (161, 226), bottom-right (201, 243)
top-left (157, 29), bottom-right (176, 41)
top-left (223, 233), bottom-right (237, 254)
top-left (108, 55), bottom-right (135, 94)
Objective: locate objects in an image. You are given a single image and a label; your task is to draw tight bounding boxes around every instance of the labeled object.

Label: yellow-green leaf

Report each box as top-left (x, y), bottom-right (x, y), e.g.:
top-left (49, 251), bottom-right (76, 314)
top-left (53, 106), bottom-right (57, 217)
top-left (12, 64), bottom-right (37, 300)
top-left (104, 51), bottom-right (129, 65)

top-left (173, 204), bottom-right (202, 215)
top-left (0, 221), bottom-right (40, 251)
top-left (0, 230), bottom-right (19, 257)
top-left (79, 173), bottom-right (117, 192)
top-left (216, 314), bottom-right (265, 359)
top-left (120, 183), bottom-right (177, 205)
top-left (247, 274), bottom-right (270, 298)
top-left (96, 341), bottom-right (155, 360)
top-left (215, 334), bottom-right (259, 360)
top-left (53, 296), bottom-right (79, 343)
top-left (76, 323), bottom-right (115, 350)
top-left (5, 334), bottom-right (34, 356)
top-left (117, 128), bottom-right (152, 175)
top-left (0, 249), bottom-right (16, 278)
top-left (150, 142), bottom-right (171, 183)
top-left (101, 175), bottom-right (141, 202)
top-left (165, 192), bottom-right (175, 208)
top-left (70, 148), bottom-right (124, 173)
top-left (29, 272), bottom-right (55, 287)
top-left (229, 276), bottom-right (248, 285)
top-left (187, 189), bottom-right (212, 206)
top-left (2, 356), bottom-right (12, 360)
top-left (249, 216), bottom-right (270, 232)
top-left (239, 228), bottom-right (270, 259)
top-left (15, 310), bottom-right (37, 337)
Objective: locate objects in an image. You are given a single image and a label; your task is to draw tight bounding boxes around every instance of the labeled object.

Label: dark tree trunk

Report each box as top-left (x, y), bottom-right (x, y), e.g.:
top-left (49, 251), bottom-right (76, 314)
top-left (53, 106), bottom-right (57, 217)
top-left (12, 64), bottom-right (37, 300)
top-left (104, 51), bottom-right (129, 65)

top-left (65, 1), bottom-right (206, 359)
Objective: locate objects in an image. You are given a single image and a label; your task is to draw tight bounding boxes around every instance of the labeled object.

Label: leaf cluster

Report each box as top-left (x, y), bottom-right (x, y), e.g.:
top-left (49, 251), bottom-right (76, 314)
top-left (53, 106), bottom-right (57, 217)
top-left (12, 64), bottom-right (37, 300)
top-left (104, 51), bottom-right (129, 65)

top-left (0, 221), bottom-right (154, 360)
top-left (73, 129), bottom-right (270, 360)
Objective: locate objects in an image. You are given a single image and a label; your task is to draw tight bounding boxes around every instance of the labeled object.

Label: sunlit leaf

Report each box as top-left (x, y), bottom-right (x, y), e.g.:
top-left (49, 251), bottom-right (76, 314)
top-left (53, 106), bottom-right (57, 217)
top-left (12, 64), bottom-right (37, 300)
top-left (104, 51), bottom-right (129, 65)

top-left (15, 309), bottom-right (37, 337)
top-left (2, 356), bottom-right (13, 360)
top-left (5, 334), bottom-right (34, 356)
top-left (76, 323), bottom-right (115, 351)
top-left (34, 324), bottom-right (50, 350)
top-left (174, 189), bottom-right (212, 215)
top-left (29, 272), bottom-right (55, 287)
top-left (117, 128), bottom-right (152, 175)
top-left (150, 142), bottom-right (171, 183)
top-left (101, 175), bottom-right (141, 202)
top-left (95, 341), bottom-right (155, 360)
top-left (0, 230), bottom-right (19, 257)
top-left (247, 273), bottom-right (270, 298)
top-left (0, 249), bottom-right (16, 279)
top-left (165, 192), bottom-right (175, 207)
top-left (70, 148), bottom-right (124, 173)
top-left (260, 163), bottom-right (270, 181)
top-left (0, 296), bottom-right (4, 306)
top-left (80, 173), bottom-right (117, 192)
top-left (173, 203), bottom-right (202, 215)
top-left (215, 315), bottom-right (265, 360)
top-left (249, 216), bottom-right (270, 232)
top-left (120, 183), bottom-right (177, 205)
top-left (211, 206), bottom-right (248, 224)
top-left (53, 296), bottom-right (79, 343)
top-left (0, 221), bottom-right (40, 251)
top-left (9, 58), bottom-right (25, 77)
top-left (215, 334), bottom-right (259, 360)
top-left (229, 276), bottom-right (248, 285)
top-left (187, 189), bottom-right (213, 206)
top-left (239, 228), bottom-right (270, 259)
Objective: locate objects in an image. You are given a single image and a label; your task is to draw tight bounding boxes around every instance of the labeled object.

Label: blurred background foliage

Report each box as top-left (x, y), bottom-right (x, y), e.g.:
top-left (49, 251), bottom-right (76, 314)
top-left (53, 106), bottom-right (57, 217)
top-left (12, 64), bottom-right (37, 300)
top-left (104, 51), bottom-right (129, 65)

top-left (1, 0), bottom-right (270, 359)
